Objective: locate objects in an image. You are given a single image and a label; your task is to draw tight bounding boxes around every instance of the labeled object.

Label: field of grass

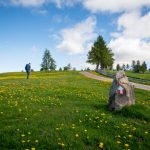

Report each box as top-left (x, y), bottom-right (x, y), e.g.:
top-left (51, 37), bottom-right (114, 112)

top-left (106, 70), bottom-right (150, 80)
top-left (0, 71), bottom-right (150, 150)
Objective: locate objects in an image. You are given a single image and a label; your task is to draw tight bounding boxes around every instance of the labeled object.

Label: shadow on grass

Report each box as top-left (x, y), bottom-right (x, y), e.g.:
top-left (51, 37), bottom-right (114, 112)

top-left (93, 103), bottom-right (150, 121)
top-left (112, 105), bottom-right (150, 121)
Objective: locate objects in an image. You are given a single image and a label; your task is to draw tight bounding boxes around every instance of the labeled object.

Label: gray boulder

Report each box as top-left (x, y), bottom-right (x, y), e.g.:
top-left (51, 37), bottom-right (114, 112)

top-left (108, 71), bottom-right (135, 111)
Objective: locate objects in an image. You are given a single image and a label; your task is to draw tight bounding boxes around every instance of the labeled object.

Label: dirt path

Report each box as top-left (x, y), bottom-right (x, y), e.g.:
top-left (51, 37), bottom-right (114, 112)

top-left (80, 71), bottom-right (150, 91)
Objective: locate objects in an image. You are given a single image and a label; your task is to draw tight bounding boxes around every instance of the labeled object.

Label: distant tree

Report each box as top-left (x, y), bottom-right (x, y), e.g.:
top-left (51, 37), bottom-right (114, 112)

top-left (132, 60), bottom-right (136, 71)
top-left (67, 63), bottom-right (71, 70)
top-left (63, 63), bottom-right (71, 71)
top-left (132, 60), bottom-right (140, 73)
top-left (87, 35), bottom-right (114, 70)
top-left (122, 64), bottom-right (126, 71)
top-left (73, 67), bottom-right (76, 71)
top-left (86, 67), bottom-right (90, 71)
top-left (59, 67), bottom-right (62, 71)
top-left (136, 60), bottom-right (141, 73)
top-left (31, 69), bottom-right (34, 72)
top-left (126, 64), bottom-right (129, 70)
top-left (41, 49), bottom-right (56, 71)
top-left (116, 64), bottom-right (121, 71)
top-left (140, 61), bottom-right (147, 73)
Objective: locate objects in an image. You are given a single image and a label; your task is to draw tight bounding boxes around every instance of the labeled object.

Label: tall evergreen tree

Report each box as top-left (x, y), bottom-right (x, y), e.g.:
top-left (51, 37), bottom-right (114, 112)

top-left (122, 64), bottom-right (126, 71)
top-left (126, 64), bottom-right (129, 70)
top-left (116, 64), bottom-right (121, 71)
top-left (41, 49), bottom-right (56, 71)
top-left (87, 36), bottom-right (114, 70)
top-left (141, 61), bottom-right (147, 73)
top-left (132, 60), bottom-right (136, 71)
top-left (136, 60), bottom-right (141, 73)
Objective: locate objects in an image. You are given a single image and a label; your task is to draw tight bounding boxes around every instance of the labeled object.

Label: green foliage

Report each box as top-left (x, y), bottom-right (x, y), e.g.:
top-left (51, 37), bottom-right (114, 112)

top-left (41, 49), bottom-right (56, 71)
top-left (116, 64), bottom-right (121, 71)
top-left (126, 64), bottom-right (129, 70)
top-left (63, 63), bottom-right (71, 71)
top-left (59, 67), bottom-right (62, 71)
top-left (141, 61), bottom-right (147, 73)
top-left (87, 36), bottom-right (114, 69)
top-left (0, 71), bottom-right (150, 150)
top-left (132, 60), bottom-right (147, 73)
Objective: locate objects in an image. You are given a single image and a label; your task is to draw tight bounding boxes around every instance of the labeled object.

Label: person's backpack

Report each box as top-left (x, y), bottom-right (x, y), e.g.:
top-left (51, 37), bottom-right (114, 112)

top-left (25, 64), bottom-right (27, 70)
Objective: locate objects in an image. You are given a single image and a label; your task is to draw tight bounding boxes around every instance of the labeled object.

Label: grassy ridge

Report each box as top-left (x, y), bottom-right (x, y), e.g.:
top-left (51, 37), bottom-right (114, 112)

top-left (0, 71), bottom-right (150, 150)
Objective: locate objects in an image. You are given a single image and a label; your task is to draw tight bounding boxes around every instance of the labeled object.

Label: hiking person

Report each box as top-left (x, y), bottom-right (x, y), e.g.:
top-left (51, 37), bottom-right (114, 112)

top-left (25, 63), bottom-right (31, 79)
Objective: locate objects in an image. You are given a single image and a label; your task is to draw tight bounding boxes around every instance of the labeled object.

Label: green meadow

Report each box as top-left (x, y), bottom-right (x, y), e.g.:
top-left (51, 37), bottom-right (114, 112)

top-left (105, 70), bottom-right (150, 80)
top-left (0, 71), bottom-right (150, 150)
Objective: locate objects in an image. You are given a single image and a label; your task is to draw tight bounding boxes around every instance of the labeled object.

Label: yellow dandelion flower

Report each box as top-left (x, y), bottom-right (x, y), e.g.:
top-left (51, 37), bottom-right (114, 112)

top-left (101, 113), bottom-right (105, 116)
top-left (35, 140), bottom-right (38, 143)
top-left (22, 140), bottom-right (25, 143)
top-left (31, 148), bottom-right (35, 150)
top-left (132, 127), bottom-right (136, 130)
top-left (125, 144), bottom-right (129, 147)
top-left (21, 134), bottom-right (25, 137)
top-left (117, 141), bottom-right (121, 144)
top-left (61, 143), bottom-right (65, 147)
top-left (99, 142), bottom-right (104, 149)
top-left (56, 128), bottom-right (59, 131)
top-left (128, 135), bottom-right (132, 138)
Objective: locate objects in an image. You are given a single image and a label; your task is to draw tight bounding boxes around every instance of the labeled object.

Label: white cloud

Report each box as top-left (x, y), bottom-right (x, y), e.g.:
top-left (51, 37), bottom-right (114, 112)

top-left (82, 0), bottom-right (150, 13)
top-left (31, 9), bottom-right (48, 16)
top-left (49, 0), bottom-right (81, 8)
top-left (56, 16), bottom-right (97, 54)
top-left (106, 3), bottom-right (150, 67)
top-left (109, 37), bottom-right (150, 65)
top-left (117, 11), bottom-right (150, 39)
top-left (9, 0), bottom-right (46, 7)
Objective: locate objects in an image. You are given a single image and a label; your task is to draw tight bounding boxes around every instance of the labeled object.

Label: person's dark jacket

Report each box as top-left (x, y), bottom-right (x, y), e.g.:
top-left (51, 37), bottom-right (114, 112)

top-left (25, 64), bottom-right (31, 72)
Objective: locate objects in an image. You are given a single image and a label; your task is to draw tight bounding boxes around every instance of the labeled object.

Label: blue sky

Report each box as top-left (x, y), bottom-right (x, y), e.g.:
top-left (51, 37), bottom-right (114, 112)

top-left (0, 0), bottom-right (150, 73)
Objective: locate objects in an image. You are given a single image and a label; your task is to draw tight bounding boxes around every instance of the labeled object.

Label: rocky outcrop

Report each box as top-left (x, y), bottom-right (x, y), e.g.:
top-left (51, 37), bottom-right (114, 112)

top-left (108, 71), bottom-right (135, 111)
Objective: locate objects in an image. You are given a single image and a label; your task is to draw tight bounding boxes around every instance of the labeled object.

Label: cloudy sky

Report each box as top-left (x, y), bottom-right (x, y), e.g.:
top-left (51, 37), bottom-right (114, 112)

top-left (0, 0), bottom-right (150, 72)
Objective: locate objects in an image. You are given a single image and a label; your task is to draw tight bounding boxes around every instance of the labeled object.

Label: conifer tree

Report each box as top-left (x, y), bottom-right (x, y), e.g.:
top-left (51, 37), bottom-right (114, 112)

top-left (87, 36), bottom-right (114, 70)
top-left (41, 49), bottom-right (56, 71)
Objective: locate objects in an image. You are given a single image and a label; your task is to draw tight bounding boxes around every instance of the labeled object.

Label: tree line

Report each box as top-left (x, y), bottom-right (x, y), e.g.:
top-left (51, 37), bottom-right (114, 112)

top-left (116, 60), bottom-right (147, 73)
top-left (40, 35), bottom-right (148, 73)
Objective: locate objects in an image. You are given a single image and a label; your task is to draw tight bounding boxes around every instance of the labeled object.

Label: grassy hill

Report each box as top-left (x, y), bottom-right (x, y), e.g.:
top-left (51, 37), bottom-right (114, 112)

top-left (0, 71), bottom-right (150, 150)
